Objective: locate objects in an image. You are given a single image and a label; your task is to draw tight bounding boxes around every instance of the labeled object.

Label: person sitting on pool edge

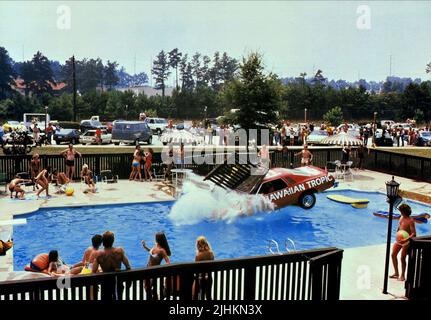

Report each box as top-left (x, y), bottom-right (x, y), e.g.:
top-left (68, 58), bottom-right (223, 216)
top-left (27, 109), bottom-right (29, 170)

top-left (47, 250), bottom-right (83, 276)
top-left (390, 203), bottom-right (417, 282)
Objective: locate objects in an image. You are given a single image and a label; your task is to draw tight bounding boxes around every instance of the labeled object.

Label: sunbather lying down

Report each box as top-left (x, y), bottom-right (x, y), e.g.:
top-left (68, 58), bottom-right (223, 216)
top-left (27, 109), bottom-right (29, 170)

top-left (51, 170), bottom-right (70, 194)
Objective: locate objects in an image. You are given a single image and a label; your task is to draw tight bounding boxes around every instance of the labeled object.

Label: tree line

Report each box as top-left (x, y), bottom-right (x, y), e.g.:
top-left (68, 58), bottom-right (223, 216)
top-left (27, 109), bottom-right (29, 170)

top-left (1, 46), bottom-right (431, 125)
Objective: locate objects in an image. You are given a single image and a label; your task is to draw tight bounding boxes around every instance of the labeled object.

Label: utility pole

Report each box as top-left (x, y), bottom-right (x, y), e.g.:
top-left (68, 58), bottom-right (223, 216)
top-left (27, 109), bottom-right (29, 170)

top-left (389, 55), bottom-right (392, 77)
top-left (72, 55), bottom-right (77, 122)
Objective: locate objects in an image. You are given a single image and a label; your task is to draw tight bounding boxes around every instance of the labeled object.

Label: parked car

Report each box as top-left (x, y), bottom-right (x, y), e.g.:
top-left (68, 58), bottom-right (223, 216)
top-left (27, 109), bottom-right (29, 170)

top-left (79, 129), bottom-right (111, 145)
top-left (374, 129), bottom-right (394, 146)
top-left (337, 123), bottom-right (360, 131)
top-left (0, 126), bottom-right (4, 145)
top-left (416, 131), bottom-right (431, 146)
top-left (146, 118), bottom-right (168, 135)
top-left (306, 130), bottom-right (328, 145)
top-left (53, 129), bottom-right (81, 145)
top-left (80, 117), bottom-right (105, 133)
top-left (111, 121), bottom-right (152, 145)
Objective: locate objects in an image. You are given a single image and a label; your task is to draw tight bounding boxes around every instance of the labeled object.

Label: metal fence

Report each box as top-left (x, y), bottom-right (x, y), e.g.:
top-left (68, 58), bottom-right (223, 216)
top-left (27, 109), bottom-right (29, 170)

top-left (363, 148), bottom-right (431, 182)
top-left (0, 147), bottom-right (344, 181)
top-left (406, 235), bottom-right (431, 300)
top-left (0, 247), bottom-right (343, 301)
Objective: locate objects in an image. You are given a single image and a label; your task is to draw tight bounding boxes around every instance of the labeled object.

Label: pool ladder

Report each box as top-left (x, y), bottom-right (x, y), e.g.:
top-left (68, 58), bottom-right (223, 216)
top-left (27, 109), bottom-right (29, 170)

top-left (267, 238), bottom-right (297, 255)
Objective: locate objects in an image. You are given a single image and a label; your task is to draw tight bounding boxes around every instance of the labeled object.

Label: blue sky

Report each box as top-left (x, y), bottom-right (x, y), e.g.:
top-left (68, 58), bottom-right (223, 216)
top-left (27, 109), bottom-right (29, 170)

top-left (1, 1), bottom-right (430, 82)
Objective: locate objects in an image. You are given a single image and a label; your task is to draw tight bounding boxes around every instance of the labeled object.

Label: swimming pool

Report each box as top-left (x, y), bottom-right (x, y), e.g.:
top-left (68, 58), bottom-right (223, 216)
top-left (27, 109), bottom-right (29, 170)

top-left (13, 190), bottom-right (431, 270)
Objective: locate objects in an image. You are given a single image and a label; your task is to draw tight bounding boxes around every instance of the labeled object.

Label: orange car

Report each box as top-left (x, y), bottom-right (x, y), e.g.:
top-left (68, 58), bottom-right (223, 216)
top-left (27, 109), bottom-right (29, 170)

top-left (249, 166), bottom-right (335, 209)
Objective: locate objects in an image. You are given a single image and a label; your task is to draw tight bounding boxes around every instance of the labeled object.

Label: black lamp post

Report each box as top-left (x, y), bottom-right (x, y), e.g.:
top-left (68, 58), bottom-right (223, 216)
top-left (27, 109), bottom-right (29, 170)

top-left (125, 105), bottom-right (128, 121)
top-left (383, 176), bottom-right (400, 294)
top-left (44, 106), bottom-right (48, 145)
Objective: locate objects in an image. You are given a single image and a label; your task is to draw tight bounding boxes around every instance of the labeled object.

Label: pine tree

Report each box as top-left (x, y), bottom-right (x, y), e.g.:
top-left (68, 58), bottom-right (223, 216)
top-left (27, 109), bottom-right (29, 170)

top-left (168, 48), bottom-right (182, 90)
top-left (0, 47), bottom-right (16, 99)
top-left (151, 50), bottom-right (171, 98)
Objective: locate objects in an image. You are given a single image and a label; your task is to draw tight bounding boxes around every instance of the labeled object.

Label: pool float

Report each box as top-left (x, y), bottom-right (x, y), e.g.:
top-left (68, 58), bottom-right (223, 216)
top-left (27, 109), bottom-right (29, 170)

top-left (24, 253), bottom-right (50, 273)
top-left (373, 211), bottom-right (430, 224)
top-left (327, 194), bottom-right (370, 208)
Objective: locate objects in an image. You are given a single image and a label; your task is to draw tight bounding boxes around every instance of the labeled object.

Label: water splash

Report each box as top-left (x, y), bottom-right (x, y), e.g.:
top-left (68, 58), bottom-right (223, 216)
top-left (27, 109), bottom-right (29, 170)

top-left (168, 173), bottom-right (274, 225)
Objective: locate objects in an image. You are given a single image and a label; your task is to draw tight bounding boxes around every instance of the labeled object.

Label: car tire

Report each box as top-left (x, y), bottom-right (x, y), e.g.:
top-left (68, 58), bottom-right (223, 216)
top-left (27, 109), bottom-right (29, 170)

top-left (298, 192), bottom-right (316, 210)
top-left (147, 136), bottom-right (153, 145)
top-left (114, 142), bottom-right (120, 146)
top-left (54, 140), bottom-right (60, 145)
top-left (156, 128), bottom-right (161, 135)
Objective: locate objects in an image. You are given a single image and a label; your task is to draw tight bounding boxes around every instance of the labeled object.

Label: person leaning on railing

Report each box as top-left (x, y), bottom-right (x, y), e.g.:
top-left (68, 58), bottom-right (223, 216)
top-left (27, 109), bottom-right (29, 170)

top-left (192, 236), bottom-right (215, 300)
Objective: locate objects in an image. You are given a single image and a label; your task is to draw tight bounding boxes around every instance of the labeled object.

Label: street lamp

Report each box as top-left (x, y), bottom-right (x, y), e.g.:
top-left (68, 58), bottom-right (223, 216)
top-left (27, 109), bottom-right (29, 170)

top-left (125, 105), bottom-right (128, 120)
top-left (304, 108), bottom-right (307, 123)
top-left (44, 106), bottom-right (48, 145)
top-left (373, 111), bottom-right (378, 145)
top-left (382, 176), bottom-right (401, 294)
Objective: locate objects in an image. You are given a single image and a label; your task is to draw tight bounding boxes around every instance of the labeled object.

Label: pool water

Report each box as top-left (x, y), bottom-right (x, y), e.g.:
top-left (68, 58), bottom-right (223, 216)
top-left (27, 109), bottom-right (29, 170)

top-left (13, 190), bottom-right (431, 270)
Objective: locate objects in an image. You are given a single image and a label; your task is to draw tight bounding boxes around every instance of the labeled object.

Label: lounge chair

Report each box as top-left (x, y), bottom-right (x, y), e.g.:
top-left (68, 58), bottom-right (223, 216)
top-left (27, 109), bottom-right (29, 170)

top-left (99, 170), bottom-right (119, 184)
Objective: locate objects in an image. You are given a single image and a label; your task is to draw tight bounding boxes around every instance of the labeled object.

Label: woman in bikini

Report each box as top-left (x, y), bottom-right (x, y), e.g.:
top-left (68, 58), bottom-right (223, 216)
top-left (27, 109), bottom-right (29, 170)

top-left (143, 148), bottom-right (153, 181)
top-left (47, 250), bottom-right (83, 276)
top-left (60, 144), bottom-right (82, 181)
top-left (30, 154), bottom-right (41, 191)
top-left (35, 167), bottom-right (51, 198)
top-left (192, 236), bottom-right (215, 300)
top-left (129, 145), bottom-right (142, 181)
top-left (142, 232), bottom-right (171, 299)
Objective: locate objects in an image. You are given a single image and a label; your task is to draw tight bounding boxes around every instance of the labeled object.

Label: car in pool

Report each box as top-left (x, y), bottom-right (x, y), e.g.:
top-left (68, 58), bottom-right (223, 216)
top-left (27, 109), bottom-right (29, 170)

top-left (53, 129), bottom-right (81, 145)
top-left (254, 166), bottom-right (335, 209)
top-left (306, 130), bottom-right (328, 145)
top-left (79, 129), bottom-right (111, 145)
top-left (205, 164), bottom-right (335, 210)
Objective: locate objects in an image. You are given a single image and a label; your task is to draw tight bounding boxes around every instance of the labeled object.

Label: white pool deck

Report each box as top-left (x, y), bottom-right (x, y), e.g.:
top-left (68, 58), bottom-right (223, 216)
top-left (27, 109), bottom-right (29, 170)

top-left (1, 169), bottom-right (430, 300)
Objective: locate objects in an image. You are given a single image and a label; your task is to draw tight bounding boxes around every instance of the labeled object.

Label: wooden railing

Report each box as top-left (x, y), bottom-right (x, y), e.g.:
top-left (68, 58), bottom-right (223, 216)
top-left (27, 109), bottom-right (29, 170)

top-left (405, 235), bottom-right (431, 300)
top-left (0, 247), bottom-right (343, 301)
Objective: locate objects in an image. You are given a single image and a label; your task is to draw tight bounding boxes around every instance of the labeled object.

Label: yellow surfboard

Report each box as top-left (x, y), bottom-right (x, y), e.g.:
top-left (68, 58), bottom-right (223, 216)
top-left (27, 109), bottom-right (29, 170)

top-left (327, 194), bottom-right (370, 205)
top-left (351, 203), bottom-right (369, 209)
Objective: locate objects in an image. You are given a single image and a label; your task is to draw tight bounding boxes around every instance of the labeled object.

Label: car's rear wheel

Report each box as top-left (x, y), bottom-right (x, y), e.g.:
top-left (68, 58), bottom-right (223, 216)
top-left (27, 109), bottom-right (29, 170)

top-left (114, 142), bottom-right (120, 146)
top-left (147, 136), bottom-right (153, 145)
top-left (298, 192), bottom-right (316, 209)
top-left (156, 128), bottom-right (161, 135)
top-left (54, 140), bottom-right (60, 145)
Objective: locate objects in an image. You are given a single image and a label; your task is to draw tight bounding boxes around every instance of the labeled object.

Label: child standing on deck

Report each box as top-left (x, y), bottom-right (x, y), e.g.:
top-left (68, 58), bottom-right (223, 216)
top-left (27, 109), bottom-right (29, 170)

top-left (390, 203), bottom-right (416, 282)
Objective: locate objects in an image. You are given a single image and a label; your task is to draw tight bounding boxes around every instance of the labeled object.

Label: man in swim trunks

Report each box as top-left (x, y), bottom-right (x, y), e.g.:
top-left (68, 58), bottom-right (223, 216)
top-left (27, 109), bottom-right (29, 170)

top-left (390, 203), bottom-right (416, 282)
top-left (8, 176), bottom-right (30, 199)
top-left (60, 144), bottom-right (82, 181)
top-left (295, 144), bottom-right (313, 166)
top-left (92, 231), bottom-right (131, 300)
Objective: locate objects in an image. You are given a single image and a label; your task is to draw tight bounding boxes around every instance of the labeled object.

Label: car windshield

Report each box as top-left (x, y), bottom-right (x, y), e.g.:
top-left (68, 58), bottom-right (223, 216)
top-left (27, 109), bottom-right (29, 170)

top-left (59, 129), bottom-right (74, 134)
top-left (312, 130), bottom-right (327, 135)
top-left (422, 132), bottom-right (431, 136)
top-left (8, 121), bottom-right (19, 125)
top-left (85, 131), bottom-right (96, 136)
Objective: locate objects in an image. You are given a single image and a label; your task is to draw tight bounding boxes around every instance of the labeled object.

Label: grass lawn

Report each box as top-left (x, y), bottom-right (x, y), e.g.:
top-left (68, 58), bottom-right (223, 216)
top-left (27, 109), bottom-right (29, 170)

top-left (377, 147), bottom-right (431, 159)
